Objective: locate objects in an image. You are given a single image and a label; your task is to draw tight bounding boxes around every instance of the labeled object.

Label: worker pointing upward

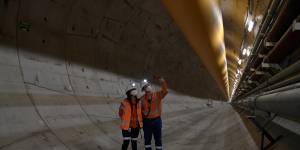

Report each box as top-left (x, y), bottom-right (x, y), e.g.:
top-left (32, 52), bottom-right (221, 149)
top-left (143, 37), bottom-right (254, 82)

top-left (141, 77), bottom-right (168, 150)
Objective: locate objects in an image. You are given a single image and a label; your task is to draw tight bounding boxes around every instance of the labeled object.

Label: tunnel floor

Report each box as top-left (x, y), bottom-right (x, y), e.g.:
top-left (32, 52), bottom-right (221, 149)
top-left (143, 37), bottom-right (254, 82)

top-left (0, 92), bottom-right (257, 150)
top-left (160, 104), bottom-right (256, 150)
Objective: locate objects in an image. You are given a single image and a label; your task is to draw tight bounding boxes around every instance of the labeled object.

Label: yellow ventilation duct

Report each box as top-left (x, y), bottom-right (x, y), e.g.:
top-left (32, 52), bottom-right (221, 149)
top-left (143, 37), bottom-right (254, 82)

top-left (162, 0), bottom-right (230, 99)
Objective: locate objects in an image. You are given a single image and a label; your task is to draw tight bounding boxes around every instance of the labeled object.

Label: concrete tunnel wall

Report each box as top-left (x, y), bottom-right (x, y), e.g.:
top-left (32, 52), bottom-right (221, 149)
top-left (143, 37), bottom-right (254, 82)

top-left (0, 0), bottom-right (257, 149)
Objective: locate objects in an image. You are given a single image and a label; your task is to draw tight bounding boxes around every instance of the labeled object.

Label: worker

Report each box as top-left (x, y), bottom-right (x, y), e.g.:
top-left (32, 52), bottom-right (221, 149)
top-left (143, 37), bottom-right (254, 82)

top-left (141, 77), bottom-right (168, 150)
top-left (119, 88), bottom-right (143, 150)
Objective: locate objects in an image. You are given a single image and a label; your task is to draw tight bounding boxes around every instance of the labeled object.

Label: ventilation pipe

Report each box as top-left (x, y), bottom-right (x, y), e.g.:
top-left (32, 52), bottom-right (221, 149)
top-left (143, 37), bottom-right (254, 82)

top-left (161, 0), bottom-right (229, 99)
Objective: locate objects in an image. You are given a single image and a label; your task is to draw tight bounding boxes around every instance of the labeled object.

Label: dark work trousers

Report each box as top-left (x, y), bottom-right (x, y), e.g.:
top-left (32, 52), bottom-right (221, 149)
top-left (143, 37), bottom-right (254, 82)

top-left (143, 117), bottom-right (162, 150)
top-left (122, 128), bottom-right (140, 150)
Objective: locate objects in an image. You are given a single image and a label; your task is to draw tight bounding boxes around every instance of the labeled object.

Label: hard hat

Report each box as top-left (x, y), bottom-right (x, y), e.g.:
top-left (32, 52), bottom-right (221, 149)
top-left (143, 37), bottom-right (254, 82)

top-left (142, 83), bottom-right (150, 92)
top-left (125, 82), bottom-right (136, 91)
top-left (141, 78), bottom-right (150, 92)
top-left (126, 88), bottom-right (137, 97)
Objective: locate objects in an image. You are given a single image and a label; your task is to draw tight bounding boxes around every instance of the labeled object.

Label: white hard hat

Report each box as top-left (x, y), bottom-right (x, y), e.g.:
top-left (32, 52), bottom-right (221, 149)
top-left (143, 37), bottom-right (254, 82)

top-left (142, 83), bottom-right (152, 92)
top-left (141, 78), bottom-right (153, 92)
top-left (126, 88), bottom-right (137, 97)
top-left (130, 89), bottom-right (138, 96)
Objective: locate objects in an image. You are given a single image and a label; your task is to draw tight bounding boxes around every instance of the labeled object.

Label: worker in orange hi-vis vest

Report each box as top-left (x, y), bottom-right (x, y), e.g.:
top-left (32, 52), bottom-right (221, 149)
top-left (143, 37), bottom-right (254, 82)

top-left (119, 87), bottom-right (143, 150)
top-left (140, 77), bottom-right (168, 150)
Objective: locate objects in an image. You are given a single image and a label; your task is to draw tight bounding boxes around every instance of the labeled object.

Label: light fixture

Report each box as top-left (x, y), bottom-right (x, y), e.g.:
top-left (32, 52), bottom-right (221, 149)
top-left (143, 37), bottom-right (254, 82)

top-left (246, 15), bottom-right (255, 32)
top-left (132, 83), bottom-right (136, 87)
top-left (238, 59), bottom-right (242, 65)
top-left (246, 49), bottom-right (251, 56)
top-left (247, 20), bottom-right (254, 32)
top-left (242, 48), bottom-right (247, 56)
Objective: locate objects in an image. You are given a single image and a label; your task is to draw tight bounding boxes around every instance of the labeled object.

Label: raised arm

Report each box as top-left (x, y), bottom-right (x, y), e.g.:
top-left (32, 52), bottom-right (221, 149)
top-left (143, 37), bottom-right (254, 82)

top-left (157, 78), bottom-right (168, 99)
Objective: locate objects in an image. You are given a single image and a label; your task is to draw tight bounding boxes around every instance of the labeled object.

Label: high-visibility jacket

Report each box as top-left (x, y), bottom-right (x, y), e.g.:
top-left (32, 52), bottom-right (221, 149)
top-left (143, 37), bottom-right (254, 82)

top-left (119, 99), bottom-right (143, 130)
top-left (141, 81), bottom-right (168, 119)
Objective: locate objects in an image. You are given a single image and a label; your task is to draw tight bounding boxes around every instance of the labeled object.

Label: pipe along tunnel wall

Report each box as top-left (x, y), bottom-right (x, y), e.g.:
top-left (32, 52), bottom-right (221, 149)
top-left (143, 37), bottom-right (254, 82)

top-left (0, 0), bottom-right (256, 149)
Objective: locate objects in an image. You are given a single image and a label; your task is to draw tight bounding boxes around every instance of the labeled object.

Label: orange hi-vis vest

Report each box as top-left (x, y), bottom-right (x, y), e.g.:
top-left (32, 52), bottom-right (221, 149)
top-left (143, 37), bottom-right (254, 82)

top-left (119, 99), bottom-right (143, 130)
top-left (141, 81), bottom-right (168, 119)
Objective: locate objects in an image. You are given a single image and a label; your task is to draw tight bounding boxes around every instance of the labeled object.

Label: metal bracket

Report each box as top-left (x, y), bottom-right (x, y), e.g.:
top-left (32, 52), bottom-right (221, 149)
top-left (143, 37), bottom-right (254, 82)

top-left (248, 117), bottom-right (283, 150)
top-left (261, 63), bottom-right (282, 71)
top-left (292, 20), bottom-right (300, 32)
top-left (255, 71), bottom-right (264, 75)
top-left (262, 114), bottom-right (277, 128)
top-left (255, 71), bottom-right (272, 78)
top-left (264, 41), bottom-right (276, 47)
top-left (248, 80), bottom-right (260, 86)
top-left (258, 54), bottom-right (266, 59)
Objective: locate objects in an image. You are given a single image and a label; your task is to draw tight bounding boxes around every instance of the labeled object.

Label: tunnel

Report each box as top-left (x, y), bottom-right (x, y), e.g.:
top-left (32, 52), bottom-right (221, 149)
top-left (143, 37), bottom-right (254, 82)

top-left (0, 0), bottom-right (300, 150)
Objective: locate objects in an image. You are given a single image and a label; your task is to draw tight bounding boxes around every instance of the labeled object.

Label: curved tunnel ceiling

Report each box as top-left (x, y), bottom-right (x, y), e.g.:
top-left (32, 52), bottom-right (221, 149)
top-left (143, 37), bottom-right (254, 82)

top-left (220, 0), bottom-right (271, 95)
top-left (0, 0), bottom-right (225, 100)
top-left (160, 0), bottom-right (271, 99)
top-left (0, 0), bottom-right (272, 100)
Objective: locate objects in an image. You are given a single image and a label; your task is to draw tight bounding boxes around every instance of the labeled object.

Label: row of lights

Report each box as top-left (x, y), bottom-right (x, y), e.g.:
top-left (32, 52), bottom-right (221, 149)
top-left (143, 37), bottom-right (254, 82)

top-left (246, 15), bottom-right (255, 32)
top-left (230, 15), bottom-right (255, 99)
top-left (242, 47), bottom-right (251, 56)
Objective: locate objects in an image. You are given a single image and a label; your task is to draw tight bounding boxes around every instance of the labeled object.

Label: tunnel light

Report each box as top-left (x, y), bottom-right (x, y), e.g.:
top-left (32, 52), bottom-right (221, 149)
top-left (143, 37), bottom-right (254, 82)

top-left (246, 49), bottom-right (251, 56)
top-left (247, 20), bottom-right (254, 32)
top-left (242, 48), bottom-right (247, 56)
top-left (246, 14), bottom-right (255, 32)
top-left (238, 59), bottom-right (242, 65)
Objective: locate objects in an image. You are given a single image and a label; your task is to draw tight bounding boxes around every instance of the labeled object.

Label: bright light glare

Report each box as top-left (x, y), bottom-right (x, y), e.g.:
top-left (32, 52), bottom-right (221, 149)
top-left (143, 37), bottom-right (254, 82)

top-left (238, 59), bottom-right (242, 65)
top-left (248, 20), bottom-right (254, 32)
top-left (132, 83), bottom-right (136, 87)
top-left (242, 48), bottom-right (247, 56)
top-left (246, 49), bottom-right (251, 56)
top-left (143, 79), bottom-right (148, 83)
